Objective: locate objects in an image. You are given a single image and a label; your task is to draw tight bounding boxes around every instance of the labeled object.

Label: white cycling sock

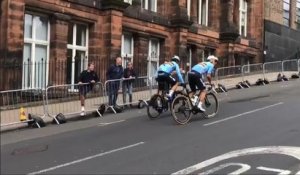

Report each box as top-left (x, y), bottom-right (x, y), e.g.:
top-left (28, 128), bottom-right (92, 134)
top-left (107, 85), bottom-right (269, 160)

top-left (197, 101), bottom-right (205, 111)
top-left (81, 106), bottom-right (85, 111)
top-left (168, 90), bottom-right (174, 96)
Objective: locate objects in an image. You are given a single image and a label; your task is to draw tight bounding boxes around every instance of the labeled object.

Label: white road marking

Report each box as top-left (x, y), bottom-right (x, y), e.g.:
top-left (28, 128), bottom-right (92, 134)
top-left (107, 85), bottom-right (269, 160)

top-left (204, 102), bottom-right (283, 126)
top-left (256, 166), bottom-right (291, 175)
top-left (98, 120), bottom-right (126, 126)
top-left (28, 142), bottom-right (145, 175)
top-left (199, 163), bottom-right (251, 175)
top-left (171, 146), bottom-right (300, 175)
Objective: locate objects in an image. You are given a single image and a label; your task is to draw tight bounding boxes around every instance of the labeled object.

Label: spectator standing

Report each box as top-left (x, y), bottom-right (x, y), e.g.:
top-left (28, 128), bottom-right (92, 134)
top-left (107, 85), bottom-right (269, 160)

top-left (78, 62), bottom-right (99, 116)
top-left (106, 57), bottom-right (124, 106)
top-left (122, 62), bottom-right (137, 107)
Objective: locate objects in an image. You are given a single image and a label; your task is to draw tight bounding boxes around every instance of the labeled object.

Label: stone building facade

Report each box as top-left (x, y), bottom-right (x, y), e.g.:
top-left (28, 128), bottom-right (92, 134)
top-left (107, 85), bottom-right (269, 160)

top-left (263, 0), bottom-right (300, 62)
top-left (0, 0), bottom-right (264, 90)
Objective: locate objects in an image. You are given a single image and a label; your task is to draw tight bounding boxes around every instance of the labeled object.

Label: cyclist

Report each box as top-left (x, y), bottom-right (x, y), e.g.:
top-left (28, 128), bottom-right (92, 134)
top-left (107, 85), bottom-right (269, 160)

top-left (156, 55), bottom-right (185, 98)
top-left (188, 55), bottom-right (218, 111)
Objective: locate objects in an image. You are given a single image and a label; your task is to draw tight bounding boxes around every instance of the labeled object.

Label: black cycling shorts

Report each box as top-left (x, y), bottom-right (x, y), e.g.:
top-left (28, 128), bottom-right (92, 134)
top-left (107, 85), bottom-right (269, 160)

top-left (156, 72), bottom-right (177, 90)
top-left (188, 71), bottom-right (205, 92)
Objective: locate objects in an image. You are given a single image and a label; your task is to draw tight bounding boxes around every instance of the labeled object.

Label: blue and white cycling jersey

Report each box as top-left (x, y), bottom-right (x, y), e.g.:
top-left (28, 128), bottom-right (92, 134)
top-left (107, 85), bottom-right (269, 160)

top-left (191, 62), bottom-right (215, 75)
top-left (157, 61), bottom-right (184, 83)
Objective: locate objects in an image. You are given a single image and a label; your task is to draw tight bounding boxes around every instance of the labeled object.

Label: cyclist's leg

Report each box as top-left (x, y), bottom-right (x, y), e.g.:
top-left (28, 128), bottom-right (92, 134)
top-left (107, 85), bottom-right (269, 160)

top-left (166, 75), bottom-right (177, 97)
top-left (196, 77), bottom-right (206, 111)
top-left (156, 76), bottom-right (164, 95)
top-left (188, 73), bottom-right (197, 98)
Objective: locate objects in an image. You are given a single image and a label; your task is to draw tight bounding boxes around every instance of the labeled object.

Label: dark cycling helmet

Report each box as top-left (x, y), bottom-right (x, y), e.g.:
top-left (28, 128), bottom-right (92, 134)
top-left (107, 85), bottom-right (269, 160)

top-left (171, 55), bottom-right (180, 63)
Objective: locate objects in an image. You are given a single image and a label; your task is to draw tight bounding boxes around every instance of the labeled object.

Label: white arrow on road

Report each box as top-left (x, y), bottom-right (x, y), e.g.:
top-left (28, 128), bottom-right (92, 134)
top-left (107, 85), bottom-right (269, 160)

top-left (172, 146), bottom-right (300, 175)
top-left (256, 166), bottom-right (291, 175)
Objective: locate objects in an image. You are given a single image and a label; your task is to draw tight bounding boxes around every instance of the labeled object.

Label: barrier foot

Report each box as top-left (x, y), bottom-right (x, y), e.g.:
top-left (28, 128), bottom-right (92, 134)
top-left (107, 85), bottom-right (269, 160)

top-left (28, 114), bottom-right (46, 128)
top-left (107, 106), bottom-right (117, 114)
top-left (219, 87), bottom-right (226, 93)
top-left (96, 110), bottom-right (103, 117)
top-left (53, 117), bottom-right (60, 124)
top-left (52, 113), bottom-right (66, 125)
top-left (138, 100), bottom-right (148, 109)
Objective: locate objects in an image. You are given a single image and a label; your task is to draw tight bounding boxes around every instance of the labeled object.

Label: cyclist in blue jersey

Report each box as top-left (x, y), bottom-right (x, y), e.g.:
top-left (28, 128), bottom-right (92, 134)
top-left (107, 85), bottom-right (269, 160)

top-left (188, 55), bottom-right (218, 111)
top-left (156, 55), bottom-right (185, 98)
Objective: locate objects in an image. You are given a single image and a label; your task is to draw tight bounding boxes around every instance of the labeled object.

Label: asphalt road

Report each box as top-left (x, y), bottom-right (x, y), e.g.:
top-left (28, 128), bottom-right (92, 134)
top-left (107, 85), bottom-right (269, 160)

top-left (1, 80), bottom-right (300, 174)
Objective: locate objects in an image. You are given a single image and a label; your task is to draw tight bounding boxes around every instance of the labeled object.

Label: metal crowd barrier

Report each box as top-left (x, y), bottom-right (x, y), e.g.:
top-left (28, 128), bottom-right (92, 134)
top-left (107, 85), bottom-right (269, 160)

top-left (0, 88), bottom-right (46, 130)
top-left (242, 63), bottom-right (264, 85)
top-left (104, 76), bottom-right (153, 113)
top-left (282, 59), bottom-right (299, 78)
top-left (263, 61), bottom-right (282, 81)
top-left (215, 66), bottom-right (243, 89)
top-left (298, 59), bottom-right (300, 72)
top-left (45, 82), bottom-right (106, 123)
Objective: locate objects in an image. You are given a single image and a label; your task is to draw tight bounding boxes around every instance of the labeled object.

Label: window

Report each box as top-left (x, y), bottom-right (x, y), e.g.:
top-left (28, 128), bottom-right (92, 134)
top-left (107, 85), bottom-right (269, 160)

top-left (198, 0), bottom-right (208, 26)
top-left (239, 0), bottom-right (247, 37)
top-left (148, 39), bottom-right (160, 78)
top-left (67, 23), bottom-right (88, 85)
top-left (296, 0), bottom-right (300, 30)
top-left (188, 47), bottom-right (192, 71)
top-left (187, 0), bottom-right (191, 18)
top-left (121, 34), bottom-right (134, 67)
top-left (23, 13), bottom-right (50, 89)
top-left (124, 0), bottom-right (132, 5)
top-left (283, 0), bottom-right (290, 27)
top-left (141, 0), bottom-right (157, 12)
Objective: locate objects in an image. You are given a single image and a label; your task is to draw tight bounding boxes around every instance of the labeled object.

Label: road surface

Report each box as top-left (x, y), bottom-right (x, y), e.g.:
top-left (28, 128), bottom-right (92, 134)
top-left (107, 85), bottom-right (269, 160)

top-left (1, 80), bottom-right (300, 174)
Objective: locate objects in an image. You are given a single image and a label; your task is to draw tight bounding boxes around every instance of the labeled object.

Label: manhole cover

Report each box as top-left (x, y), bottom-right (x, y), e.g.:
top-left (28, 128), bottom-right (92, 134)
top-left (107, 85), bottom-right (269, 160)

top-left (11, 145), bottom-right (48, 156)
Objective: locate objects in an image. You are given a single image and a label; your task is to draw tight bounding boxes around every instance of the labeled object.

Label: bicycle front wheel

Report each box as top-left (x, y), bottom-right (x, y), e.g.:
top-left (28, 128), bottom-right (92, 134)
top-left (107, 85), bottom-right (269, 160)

top-left (171, 95), bottom-right (192, 125)
top-left (203, 93), bottom-right (219, 119)
top-left (147, 94), bottom-right (164, 119)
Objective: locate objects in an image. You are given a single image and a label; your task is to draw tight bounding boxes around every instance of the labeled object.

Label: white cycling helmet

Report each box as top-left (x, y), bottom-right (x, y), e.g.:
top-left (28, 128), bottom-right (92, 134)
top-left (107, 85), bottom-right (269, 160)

top-left (207, 55), bottom-right (218, 62)
top-left (171, 55), bottom-right (180, 62)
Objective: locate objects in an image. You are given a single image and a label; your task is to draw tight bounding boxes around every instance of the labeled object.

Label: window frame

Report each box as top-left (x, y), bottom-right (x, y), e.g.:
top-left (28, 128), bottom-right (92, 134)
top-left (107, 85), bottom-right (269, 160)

top-left (142, 0), bottom-right (157, 12)
top-left (239, 0), bottom-right (248, 37)
top-left (23, 12), bottom-right (50, 89)
top-left (198, 0), bottom-right (208, 26)
top-left (121, 33), bottom-right (134, 68)
top-left (187, 0), bottom-right (191, 18)
top-left (147, 39), bottom-right (160, 79)
top-left (67, 23), bottom-right (89, 86)
top-left (296, 0), bottom-right (300, 30)
top-left (283, 0), bottom-right (290, 27)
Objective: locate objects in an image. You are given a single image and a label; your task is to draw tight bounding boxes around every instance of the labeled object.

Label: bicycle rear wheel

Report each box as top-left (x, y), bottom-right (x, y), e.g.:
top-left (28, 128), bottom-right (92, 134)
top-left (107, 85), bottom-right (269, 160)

top-left (147, 94), bottom-right (164, 119)
top-left (203, 93), bottom-right (219, 119)
top-left (171, 95), bottom-right (192, 125)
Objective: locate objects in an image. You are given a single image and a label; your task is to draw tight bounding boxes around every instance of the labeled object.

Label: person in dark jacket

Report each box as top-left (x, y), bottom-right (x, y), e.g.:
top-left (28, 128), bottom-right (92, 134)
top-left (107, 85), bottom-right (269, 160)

top-left (79, 62), bottom-right (99, 116)
top-left (106, 57), bottom-right (124, 106)
top-left (122, 62), bottom-right (137, 107)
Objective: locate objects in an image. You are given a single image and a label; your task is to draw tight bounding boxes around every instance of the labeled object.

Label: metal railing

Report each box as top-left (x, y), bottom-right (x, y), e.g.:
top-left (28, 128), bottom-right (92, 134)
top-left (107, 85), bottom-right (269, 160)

top-left (104, 76), bottom-right (153, 113)
top-left (0, 88), bottom-right (46, 130)
top-left (1, 59), bottom-right (299, 130)
top-left (45, 82), bottom-right (106, 123)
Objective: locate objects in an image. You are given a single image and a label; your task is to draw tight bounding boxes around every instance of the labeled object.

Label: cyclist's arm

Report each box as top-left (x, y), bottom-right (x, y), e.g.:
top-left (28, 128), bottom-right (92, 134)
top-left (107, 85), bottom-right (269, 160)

top-left (175, 64), bottom-right (184, 83)
top-left (207, 74), bottom-right (212, 85)
top-left (207, 65), bottom-right (214, 85)
top-left (171, 71), bottom-right (176, 76)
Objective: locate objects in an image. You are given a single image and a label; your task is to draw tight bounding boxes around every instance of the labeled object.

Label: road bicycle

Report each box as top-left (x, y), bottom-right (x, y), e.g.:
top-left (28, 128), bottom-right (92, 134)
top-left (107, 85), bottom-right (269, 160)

top-left (147, 82), bottom-right (185, 119)
top-left (171, 83), bottom-right (219, 125)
